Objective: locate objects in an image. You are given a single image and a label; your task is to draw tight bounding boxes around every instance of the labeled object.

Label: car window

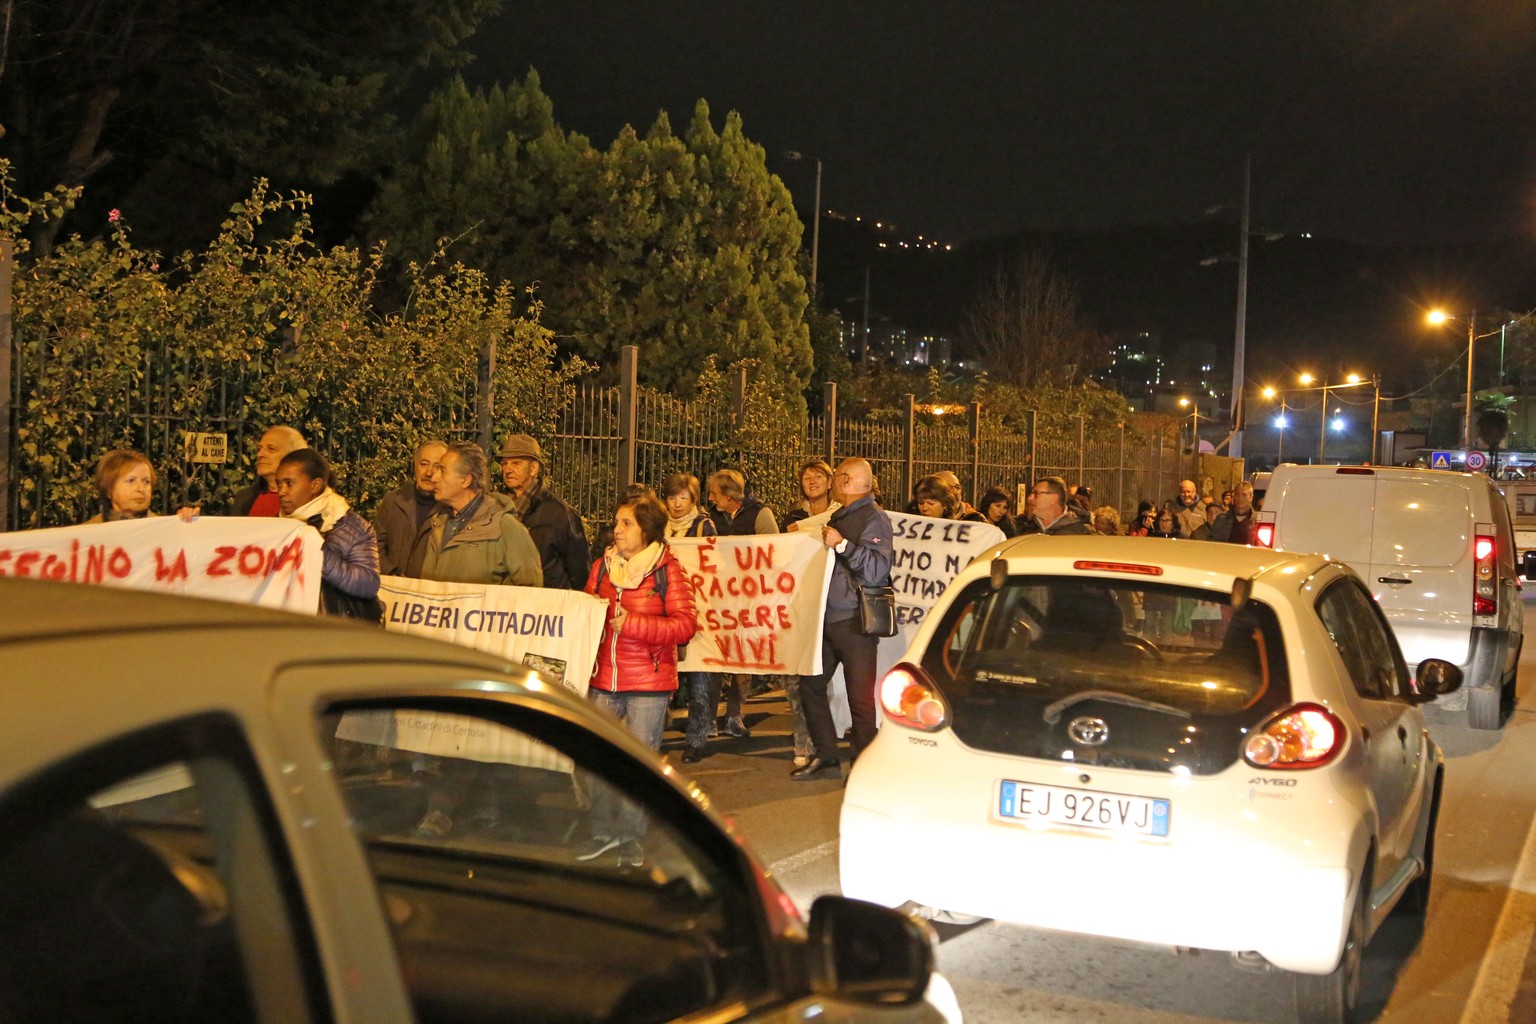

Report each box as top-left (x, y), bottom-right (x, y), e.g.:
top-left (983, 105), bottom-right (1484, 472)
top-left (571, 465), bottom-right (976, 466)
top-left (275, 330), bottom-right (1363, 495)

top-left (923, 575), bottom-right (1290, 776)
top-left (1316, 578), bottom-right (1405, 700)
top-left (318, 702), bottom-right (772, 1024)
top-left (0, 722), bottom-right (302, 1024)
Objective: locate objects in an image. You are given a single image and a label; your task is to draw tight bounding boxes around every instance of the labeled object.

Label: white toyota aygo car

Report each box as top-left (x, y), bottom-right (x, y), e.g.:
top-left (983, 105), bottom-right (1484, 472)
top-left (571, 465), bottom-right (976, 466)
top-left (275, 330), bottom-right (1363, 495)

top-left (840, 536), bottom-right (1463, 1024)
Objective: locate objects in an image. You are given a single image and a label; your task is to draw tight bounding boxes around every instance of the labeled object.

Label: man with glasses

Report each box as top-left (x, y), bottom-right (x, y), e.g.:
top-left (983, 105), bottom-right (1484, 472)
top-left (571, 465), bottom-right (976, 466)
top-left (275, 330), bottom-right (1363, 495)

top-left (1028, 477), bottom-right (1093, 536)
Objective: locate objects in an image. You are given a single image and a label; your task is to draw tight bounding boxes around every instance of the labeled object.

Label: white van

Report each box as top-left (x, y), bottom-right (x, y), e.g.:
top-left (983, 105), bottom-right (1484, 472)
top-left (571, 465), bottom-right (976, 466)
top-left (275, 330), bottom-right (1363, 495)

top-left (1253, 464), bottom-right (1523, 729)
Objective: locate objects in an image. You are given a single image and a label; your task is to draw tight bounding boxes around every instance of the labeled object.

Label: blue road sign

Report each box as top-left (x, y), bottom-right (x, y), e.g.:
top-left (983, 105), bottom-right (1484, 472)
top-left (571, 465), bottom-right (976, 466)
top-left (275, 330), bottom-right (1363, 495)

top-left (1430, 451), bottom-right (1452, 470)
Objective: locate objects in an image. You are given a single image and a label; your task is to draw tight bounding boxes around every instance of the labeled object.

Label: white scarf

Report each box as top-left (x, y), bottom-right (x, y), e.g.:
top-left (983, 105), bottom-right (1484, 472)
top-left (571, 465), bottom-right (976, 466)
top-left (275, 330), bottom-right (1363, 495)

top-left (666, 509), bottom-right (705, 538)
top-left (289, 488), bottom-right (350, 534)
top-left (604, 541), bottom-right (665, 591)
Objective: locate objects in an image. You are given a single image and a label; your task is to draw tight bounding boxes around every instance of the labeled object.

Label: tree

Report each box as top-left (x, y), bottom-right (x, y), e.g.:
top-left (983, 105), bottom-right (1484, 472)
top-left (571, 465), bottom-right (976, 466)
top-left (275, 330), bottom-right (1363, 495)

top-left (366, 75), bottom-right (813, 404)
top-left (0, 0), bottom-right (502, 256)
top-left (960, 249), bottom-right (1107, 388)
top-left (8, 176), bottom-right (583, 526)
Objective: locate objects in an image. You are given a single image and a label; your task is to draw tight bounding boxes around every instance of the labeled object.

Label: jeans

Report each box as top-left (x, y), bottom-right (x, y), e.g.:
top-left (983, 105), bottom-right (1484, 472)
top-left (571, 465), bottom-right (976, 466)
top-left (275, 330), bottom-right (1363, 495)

top-left (783, 676), bottom-right (811, 757)
top-left (722, 674), bottom-right (746, 718)
top-left (586, 690), bottom-right (671, 840)
top-left (681, 672), bottom-right (719, 749)
top-left (801, 615), bottom-right (880, 761)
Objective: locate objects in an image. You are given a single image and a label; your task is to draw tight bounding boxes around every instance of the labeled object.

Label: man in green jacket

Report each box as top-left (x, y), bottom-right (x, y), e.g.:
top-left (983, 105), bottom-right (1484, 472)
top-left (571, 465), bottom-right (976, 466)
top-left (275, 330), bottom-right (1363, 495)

top-left (420, 441), bottom-right (543, 588)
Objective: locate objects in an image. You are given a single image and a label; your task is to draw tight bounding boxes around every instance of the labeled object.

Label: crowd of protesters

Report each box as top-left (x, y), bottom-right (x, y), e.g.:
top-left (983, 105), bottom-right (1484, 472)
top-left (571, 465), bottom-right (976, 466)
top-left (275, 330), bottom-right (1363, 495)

top-left (76, 432), bottom-right (1259, 835)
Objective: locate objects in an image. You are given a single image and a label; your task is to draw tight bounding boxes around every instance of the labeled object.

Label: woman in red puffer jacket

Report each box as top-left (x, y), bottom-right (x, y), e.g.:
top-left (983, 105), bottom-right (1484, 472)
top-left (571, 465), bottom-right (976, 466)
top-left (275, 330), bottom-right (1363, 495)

top-left (575, 489), bottom-right (699, 865)
top-left (586, 491), bottom-right (699, 694)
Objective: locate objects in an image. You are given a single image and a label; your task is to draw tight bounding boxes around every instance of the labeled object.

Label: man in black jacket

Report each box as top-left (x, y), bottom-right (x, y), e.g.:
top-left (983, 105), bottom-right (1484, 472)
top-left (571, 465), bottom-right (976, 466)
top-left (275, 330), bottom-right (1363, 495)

top-left (373, 439), bottom-right (446, 577)
top-left (793, 458), bottom-right (894, 781)
top-left (497, 434), bottom-right (590, 590)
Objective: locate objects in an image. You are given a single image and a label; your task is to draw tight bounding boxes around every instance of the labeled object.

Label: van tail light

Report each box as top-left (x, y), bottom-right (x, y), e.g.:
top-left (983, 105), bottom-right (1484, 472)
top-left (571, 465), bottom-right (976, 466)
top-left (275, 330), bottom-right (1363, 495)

top-left (879, 663), bottom-right (950, 732)
top-left (1243, 703), bottom-right (1345, 769)
top-left (1474, 532), bottom-right (1497, 615)
top-left (1253, 520), bottom-right (1276, 548)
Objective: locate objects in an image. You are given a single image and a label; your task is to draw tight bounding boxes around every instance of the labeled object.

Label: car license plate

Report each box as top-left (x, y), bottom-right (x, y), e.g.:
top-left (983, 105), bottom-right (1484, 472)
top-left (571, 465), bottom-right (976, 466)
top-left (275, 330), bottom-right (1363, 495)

top-left (998, 780), bottom-right (1170, 837)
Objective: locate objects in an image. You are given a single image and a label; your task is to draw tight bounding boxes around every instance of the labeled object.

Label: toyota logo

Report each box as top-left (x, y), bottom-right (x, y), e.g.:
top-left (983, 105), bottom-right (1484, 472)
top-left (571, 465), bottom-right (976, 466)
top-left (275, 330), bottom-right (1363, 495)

top-left (1067, 716), bottom-right (1110, 746)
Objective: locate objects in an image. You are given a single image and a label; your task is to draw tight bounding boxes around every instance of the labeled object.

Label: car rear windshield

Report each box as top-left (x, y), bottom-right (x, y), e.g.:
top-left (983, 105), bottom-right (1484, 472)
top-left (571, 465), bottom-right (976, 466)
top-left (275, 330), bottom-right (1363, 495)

top-left (921, 575), bottom-right (1291, 773)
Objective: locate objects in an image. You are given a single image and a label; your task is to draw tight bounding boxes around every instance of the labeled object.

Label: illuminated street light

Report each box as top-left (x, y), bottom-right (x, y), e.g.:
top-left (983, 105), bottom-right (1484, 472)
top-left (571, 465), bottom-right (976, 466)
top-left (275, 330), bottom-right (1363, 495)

top-left (1345, 373), bottom-right (1362, 384)
top-left (1261, 386), bottom-right (1277, 399)
top-left (1298, 372), bottom-right (1315, 386)
top-left (1426, 308), bottom-right (1478, 449)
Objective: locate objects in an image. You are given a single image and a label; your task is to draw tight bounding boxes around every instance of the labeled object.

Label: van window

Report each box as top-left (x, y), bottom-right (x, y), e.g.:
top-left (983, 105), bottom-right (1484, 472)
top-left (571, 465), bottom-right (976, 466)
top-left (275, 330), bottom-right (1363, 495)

top-left (1370, 478), bottom-right (1471, 569)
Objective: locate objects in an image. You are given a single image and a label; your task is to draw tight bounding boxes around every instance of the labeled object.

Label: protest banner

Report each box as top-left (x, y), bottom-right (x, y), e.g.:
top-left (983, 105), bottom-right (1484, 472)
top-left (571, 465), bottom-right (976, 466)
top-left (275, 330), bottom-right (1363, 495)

top-left (670, 532), bottom-right (835, 676)
top-left (337, 575), bottom-right (609, 770)
top-left (0, 516), bottom-right (322, 611)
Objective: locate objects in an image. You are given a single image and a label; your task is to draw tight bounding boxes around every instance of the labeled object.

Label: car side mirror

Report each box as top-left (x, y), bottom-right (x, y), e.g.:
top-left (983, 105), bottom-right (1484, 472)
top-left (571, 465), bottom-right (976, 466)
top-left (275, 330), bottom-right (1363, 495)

top-left (806, 895), bottom-right (936, 1006)
top-left (1522, 550), bottom-right (1536, 581)
top-left (1409, 658), bottom-right (1463, 702)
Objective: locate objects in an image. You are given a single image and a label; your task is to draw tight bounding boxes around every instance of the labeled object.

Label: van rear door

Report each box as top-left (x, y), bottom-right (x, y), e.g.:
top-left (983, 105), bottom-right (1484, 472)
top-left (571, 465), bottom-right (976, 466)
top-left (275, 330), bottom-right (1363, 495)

top-left (1270, 470), bottom-right (1374, 568)
top-left (1368, 475), bottom-right (1473, 667)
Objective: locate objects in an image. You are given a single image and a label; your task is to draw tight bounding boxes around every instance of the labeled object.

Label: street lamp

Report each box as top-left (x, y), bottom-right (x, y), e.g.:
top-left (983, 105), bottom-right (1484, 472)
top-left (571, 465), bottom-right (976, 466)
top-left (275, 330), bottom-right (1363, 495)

top-left (1427, 308), bottom-right (1477, 450)
top-left (784, 151), bottom-right (822, 296)
top-left (1262, 386), bottom-right (1287, 463)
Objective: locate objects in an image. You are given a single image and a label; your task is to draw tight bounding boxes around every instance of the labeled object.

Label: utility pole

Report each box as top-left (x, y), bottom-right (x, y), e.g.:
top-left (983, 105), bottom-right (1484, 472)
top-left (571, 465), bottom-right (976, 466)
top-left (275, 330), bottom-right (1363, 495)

top-left (1230, 155), bottom-right (1251, 460)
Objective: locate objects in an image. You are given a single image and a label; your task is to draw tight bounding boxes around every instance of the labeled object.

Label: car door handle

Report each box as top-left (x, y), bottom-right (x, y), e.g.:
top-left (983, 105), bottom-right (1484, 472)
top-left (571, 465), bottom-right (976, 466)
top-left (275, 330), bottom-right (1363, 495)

top-left (1398, 725), bottom-right (1408, 745)
top-left (1378, 576), bottom-right (1413, 587)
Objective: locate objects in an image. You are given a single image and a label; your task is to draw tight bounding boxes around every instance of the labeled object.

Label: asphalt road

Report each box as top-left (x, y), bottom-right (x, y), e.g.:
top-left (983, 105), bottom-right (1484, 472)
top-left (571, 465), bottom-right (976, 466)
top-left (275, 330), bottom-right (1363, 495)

top-left (667, 607), bottom-right (1536, 1023)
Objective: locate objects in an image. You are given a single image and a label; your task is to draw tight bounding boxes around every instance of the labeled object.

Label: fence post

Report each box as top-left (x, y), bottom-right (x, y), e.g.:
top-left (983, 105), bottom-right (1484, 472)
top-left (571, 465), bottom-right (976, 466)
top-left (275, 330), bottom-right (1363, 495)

top-left (1077, 415), bottom-right (1086, 488)
top-left (618, 345), bottom-right (639, 487)
top-left (1027, 410), bottom-right (1037, 485)
top-left (968, 400), bottom-right (981, 506)
top-left (902, 393), bottom-right (916, 504)
top-left (823, 380), bottom-right (838, 465)
top-left (475, 333), bottom-right (496, 451)
top-left (1118, 423), bottom-right (1126, 513)
top-left (0, 237), bottom-right (10, 530)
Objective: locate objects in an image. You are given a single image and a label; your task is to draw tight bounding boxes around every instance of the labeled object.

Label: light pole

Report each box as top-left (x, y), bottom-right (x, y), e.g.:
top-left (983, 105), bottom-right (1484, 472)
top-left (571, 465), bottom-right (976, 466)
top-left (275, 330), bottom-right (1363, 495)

top-left (785, 151), bottom-right (822, 296)
top-left (1427, 309), bottom-right (1478, 449)
top-left (1262, 386), bottom-right (1285, 464)
top-left (1180, 397), bottom-right (1200, 477)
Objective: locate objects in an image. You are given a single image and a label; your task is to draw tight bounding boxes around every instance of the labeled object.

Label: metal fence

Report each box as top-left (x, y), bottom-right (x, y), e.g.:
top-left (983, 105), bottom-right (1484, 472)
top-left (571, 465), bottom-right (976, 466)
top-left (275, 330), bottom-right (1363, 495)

top-left (541, 347), bottom-right (1181, 527)
top-left (4, 328), bottom-right (1186, 529)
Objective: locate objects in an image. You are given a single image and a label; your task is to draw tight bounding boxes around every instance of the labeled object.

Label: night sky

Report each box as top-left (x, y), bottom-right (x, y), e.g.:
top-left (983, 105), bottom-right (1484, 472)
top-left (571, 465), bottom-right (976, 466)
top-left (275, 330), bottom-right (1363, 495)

top-left (469, 2), bottom-right (1536, 248)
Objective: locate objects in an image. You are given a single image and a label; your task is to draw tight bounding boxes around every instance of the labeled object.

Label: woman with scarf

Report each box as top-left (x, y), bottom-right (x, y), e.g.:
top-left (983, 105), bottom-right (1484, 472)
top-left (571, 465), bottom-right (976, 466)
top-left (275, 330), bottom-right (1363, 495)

top-left (577, 489), bottom-right (699, 866)
top-left (85, 450), bottom-right (159, 523)
top-left (274, 448), bottom-right (382, 621)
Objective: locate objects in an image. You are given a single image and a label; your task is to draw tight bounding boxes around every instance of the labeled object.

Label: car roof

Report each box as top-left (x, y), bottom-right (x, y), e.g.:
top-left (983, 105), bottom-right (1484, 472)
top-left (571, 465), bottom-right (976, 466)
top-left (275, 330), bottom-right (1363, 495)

top-left (1268, 463), bottom-right (1489, 485)
top-left (990, 534), bottom-right (1329, 590)
top-left (0, 577), bottom-right (513, 674)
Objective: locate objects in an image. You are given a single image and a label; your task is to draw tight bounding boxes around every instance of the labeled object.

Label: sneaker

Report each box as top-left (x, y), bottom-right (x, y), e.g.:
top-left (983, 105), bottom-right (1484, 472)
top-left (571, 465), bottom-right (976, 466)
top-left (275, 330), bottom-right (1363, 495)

top-left (615, 839), bottom-right (645, 867)
top-left (574, 835), bottom-right (621, 861)
top-left (707, 723), bottom-right (719, 739)
top-left (726, 715), bottom-right (751, 738)
top-left (414, 809), bottom-right (453, 839)
top-left (793, 754), bottom-right (810, 768)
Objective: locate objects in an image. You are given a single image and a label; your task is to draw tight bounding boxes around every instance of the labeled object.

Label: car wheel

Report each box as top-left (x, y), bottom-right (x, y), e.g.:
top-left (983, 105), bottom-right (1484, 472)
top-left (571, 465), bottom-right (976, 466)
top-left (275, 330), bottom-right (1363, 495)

top-left (1398, 771), bottom-right (1441, 917)
top-left (1291, 874), bottom-right (1367, 1024)
top-left (1469, 684), bottom-right (1504, 730)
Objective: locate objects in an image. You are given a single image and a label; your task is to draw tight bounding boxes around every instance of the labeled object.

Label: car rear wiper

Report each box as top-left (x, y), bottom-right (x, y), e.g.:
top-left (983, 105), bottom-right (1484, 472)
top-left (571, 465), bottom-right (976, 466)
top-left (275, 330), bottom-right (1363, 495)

top-left (1042, 689), bottom-right (1193, 724)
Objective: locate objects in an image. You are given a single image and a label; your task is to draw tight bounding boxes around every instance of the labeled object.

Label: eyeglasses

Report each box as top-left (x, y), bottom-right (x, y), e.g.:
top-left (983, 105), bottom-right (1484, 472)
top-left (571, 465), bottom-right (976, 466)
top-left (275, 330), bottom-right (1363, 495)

top-left (1030, 489), bottom-right (1054, 497)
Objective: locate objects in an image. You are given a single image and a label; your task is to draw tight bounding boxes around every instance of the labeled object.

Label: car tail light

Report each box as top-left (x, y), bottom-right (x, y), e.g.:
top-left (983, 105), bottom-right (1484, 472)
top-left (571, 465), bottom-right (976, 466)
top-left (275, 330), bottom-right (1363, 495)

top-left (1253, 521), bottom-right (1275, 548)
top-left (1474, 532), bottom-right (1497, 616)
top-left (1243, 703), bottom-right (1345, 769)
top-left (879, 663), bottom-right (949, 732)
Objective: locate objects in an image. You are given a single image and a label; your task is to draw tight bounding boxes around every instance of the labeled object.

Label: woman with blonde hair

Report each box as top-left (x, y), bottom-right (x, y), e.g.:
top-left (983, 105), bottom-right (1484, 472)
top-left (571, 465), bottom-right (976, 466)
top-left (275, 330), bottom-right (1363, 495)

top-left (86, 450), bottom-right (158, 523)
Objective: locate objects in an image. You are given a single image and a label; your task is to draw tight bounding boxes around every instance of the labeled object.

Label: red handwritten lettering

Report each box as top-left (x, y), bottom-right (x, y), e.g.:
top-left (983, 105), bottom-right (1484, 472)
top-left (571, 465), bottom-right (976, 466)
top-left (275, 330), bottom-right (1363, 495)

top-left (207, 546), bottom-right (236, 577)
top-left (270, 538), bottom-right (303, 575)
top-left (698, 541), bottom-right (718, 574)
top-left (154, 548), bottom-right (190, 583)
top-left (106, 549), bottom-right (132, 579)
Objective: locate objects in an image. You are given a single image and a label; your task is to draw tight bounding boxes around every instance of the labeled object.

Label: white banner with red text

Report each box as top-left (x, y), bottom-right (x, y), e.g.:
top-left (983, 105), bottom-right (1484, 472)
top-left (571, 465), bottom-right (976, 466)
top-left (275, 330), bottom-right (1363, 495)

top-left (669, 532), bottom-right (835, 676)
top-left (336, 575), bottom-right (609, 770)
top-left (0, 516), bottom-right (322, 611)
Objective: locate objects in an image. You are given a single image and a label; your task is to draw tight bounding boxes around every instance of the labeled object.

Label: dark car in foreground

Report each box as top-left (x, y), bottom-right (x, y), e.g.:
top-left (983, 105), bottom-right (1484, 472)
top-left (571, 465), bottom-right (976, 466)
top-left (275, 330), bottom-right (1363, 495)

top-left (0, 577), bottom-right (954, 1024)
